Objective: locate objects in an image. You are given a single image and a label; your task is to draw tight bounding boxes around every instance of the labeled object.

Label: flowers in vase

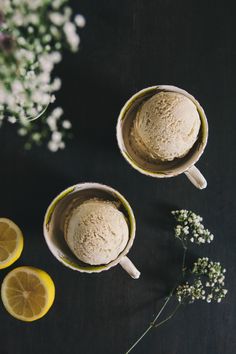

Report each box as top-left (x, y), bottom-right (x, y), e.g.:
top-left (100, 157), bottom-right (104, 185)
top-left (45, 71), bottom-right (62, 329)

top-left (0, 0), bottom-right (85, 151)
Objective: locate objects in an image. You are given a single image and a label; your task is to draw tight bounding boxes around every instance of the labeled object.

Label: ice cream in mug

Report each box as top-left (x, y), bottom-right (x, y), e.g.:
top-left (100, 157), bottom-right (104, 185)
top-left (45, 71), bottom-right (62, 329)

top-left (64, 198), bottom-right (129, 265)
top-left (117, 85), bottom-right (208, 189)
top-left (43, 183), bottom-right (140, 279)
top-left (131, 91), bottom-right (201, 161)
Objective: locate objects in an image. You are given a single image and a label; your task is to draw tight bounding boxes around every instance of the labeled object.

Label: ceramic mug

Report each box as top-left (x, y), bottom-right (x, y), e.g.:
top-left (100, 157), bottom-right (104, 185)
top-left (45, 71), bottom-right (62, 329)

top-left (116, 85), bottom-right (208, 189)
top-left (43, 182), bottom-right (140, 279)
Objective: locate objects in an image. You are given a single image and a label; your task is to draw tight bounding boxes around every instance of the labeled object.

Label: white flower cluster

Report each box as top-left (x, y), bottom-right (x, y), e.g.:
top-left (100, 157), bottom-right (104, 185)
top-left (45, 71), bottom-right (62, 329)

top-left (176, 279), bottom-right (205, 303)
top-left (176, 257), bottom-right (228, 304)
top-left (172, 210), bottom-right (214, 245)
top-left (0, 0), bottom-right (85, 151)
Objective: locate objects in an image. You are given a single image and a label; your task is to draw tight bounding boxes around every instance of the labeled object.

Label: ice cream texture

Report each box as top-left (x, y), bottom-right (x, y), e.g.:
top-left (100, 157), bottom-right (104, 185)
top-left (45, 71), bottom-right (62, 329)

top-left (64, 198), bottom-right (129, 265)
top-left (131, 91), bottom-right (201, 161)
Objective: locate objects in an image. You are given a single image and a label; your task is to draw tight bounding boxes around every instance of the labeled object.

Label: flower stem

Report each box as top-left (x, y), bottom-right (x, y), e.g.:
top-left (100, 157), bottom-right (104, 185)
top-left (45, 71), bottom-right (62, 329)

top-left (154, 302), bottom-right (182, 328)
top-left (125, 290), bottom-right (174, 354)
top-left (182, 246), bottom-right (187, 278)
top-left (125, 225), bottom-right (189, 353)
top-left (176, 237), bottom-right (187, 278)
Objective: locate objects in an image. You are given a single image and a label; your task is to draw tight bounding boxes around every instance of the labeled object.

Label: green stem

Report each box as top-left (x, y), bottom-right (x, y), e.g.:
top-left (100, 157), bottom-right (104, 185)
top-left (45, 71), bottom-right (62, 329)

top-left (125, 290), bottom-right (174, 354)
top-left (125, 233), bottom-right (189, 353)
top-left (154, 302), bottom-right (182, 328)
top-left (125, 324), bottom-right (152, 354)
top-left (182, 246), bottom-right (187, 278)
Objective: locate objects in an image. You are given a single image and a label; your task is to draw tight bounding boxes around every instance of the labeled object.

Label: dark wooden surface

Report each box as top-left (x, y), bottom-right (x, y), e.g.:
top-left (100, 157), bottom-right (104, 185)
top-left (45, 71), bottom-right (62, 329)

top-left (0, 1), bottom-right (235, 353)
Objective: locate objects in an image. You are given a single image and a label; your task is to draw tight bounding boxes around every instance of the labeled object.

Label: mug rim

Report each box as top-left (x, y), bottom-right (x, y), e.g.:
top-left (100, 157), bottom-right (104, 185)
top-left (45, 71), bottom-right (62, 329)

top-left (43, 182), bottom-right (136, 273)
top-left (116, 85), bottom-right (209, 178)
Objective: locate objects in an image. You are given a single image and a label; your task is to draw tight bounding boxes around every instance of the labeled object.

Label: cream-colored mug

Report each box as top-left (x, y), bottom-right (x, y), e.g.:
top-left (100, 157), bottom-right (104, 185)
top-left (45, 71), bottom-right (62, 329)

top-left (43, 182), bottom-right (140, 279)
top-left (116, 85), bottom-right (208, 189)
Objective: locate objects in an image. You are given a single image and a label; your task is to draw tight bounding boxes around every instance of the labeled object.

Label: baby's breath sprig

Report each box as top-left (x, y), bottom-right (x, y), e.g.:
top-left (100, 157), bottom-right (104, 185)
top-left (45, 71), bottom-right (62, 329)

top-left (176, 257), bottom-right (227, 304)
top-left (125, 210), bottom-right (227, 354)
top-left (172, 210), bottom-right (214, 246)
top-left (0, 0), bottom-right (85, 151)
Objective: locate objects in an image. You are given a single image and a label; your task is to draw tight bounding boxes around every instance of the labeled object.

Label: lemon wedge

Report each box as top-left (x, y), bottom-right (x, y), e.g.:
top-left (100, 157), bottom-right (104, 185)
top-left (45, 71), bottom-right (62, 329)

top-left (0, 218), bottom-right (24, 269)
top-left (1, 266), bottom-right (55, 321)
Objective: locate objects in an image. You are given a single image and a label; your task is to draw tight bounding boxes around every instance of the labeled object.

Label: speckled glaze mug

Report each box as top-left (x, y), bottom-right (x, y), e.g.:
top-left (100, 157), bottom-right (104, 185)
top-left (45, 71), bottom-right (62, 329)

top-left (43, 183), bottom-right (140, 279)
top-left (116, 85), bottom-right (208, 189)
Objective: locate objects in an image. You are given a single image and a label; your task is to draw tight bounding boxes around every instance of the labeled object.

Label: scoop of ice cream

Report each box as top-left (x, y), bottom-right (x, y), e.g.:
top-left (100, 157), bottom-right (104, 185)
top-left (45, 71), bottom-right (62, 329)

top-left (64, 199), bottom-right (129, 265)
top-left (131, 91), bottom-right (201, 161)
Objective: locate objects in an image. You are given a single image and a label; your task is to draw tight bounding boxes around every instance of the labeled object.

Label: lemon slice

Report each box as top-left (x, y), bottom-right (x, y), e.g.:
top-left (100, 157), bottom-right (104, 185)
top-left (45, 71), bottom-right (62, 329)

top-left (0, 218), bottom-right (24, 269)
top-left (1, 266), bottom-right (55, 321)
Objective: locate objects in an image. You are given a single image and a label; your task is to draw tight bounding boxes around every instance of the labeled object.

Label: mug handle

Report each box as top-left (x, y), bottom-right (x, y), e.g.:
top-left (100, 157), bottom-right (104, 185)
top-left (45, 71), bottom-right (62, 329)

top-left (184, 165), bottom-right (207, 189)
top-left (119, 256), bottom-right (140, 279)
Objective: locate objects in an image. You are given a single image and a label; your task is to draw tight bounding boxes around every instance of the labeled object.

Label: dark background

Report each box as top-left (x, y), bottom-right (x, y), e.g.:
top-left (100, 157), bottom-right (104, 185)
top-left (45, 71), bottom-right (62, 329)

top-left (0, 1), bottom-right (235, 353)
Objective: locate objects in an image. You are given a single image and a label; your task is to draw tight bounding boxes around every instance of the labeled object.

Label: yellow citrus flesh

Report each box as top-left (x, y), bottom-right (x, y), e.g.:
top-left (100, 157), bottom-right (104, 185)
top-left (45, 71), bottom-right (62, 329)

top-left (1, 266), bottom-right (55, 321)
top-left (0, 218), bottom-right (24, 269)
